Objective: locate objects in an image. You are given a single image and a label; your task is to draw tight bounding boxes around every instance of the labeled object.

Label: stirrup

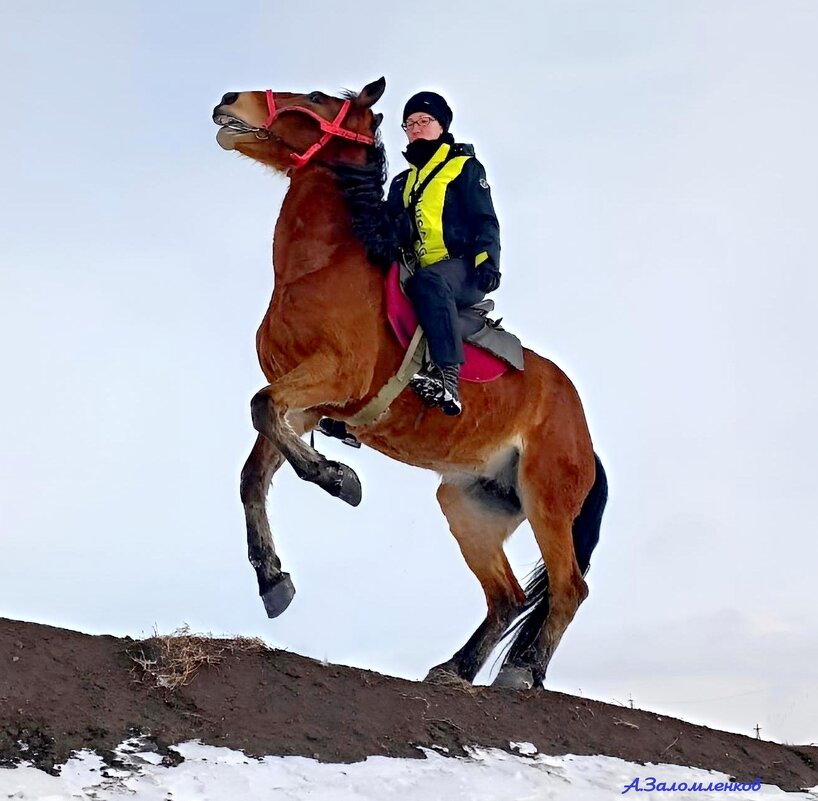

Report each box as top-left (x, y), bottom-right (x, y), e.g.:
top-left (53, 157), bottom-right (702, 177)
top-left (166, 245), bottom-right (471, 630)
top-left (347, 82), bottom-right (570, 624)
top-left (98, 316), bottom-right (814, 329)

top-left (316, 418), bottom-right (361, 448)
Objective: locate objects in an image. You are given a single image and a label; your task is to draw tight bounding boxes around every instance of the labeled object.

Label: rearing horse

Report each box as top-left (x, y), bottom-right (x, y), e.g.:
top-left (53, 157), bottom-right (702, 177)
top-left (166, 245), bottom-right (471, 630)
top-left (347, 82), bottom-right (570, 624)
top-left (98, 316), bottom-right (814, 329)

top-left (212, 77), bottom-right (607, 688)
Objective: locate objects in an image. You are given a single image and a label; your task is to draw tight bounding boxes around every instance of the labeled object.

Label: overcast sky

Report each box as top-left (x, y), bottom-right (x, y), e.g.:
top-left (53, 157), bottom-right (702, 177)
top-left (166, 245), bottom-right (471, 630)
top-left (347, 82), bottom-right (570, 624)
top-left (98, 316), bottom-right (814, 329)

top-left (2, 1), bottom-right (816, 745)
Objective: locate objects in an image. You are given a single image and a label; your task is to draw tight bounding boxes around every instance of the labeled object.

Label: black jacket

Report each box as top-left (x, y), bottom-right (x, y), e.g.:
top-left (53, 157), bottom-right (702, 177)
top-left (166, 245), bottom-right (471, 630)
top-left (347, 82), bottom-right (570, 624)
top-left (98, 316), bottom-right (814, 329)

top-left (386, 140), bottom-right (500, 271)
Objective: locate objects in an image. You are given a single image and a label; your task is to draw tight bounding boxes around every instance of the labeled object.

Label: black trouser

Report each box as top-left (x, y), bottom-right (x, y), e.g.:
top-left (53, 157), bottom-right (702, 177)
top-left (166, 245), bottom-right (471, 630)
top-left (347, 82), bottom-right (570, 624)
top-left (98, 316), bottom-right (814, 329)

top-left (405, 258), bottom-right (485, 367)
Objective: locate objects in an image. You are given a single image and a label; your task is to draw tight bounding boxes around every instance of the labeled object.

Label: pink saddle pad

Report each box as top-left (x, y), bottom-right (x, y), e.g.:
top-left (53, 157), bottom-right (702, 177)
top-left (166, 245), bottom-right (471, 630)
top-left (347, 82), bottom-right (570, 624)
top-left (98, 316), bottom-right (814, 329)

top-left (385, 263), bottom-right (509, 383)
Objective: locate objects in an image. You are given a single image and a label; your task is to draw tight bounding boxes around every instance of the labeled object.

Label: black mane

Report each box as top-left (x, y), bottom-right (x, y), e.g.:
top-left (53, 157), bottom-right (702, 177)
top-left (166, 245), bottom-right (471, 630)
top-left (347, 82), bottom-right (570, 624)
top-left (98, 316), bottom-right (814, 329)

top-left (330, 135), bottom-right (400, 269)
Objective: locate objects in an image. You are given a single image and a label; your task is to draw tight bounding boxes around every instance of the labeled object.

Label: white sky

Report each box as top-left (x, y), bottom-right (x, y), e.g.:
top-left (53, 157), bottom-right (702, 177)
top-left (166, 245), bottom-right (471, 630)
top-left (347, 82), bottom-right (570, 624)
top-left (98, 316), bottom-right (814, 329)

top-left (1, 2), bottom-right (816, 744)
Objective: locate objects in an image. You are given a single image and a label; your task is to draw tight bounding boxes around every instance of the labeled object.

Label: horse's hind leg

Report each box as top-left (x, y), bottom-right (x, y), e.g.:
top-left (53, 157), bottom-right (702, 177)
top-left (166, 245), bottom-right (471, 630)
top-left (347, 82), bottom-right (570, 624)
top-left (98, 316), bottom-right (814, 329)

top-left (425, 480), bottom-right (526, 685)
top-left (495, 448), bottom-right (592, 687)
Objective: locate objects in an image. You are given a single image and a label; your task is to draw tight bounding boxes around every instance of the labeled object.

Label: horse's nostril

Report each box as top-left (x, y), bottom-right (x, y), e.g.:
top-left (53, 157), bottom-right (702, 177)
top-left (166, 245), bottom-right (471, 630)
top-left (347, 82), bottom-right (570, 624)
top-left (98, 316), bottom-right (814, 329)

top-left (221, 92), bottom-right (239, 106)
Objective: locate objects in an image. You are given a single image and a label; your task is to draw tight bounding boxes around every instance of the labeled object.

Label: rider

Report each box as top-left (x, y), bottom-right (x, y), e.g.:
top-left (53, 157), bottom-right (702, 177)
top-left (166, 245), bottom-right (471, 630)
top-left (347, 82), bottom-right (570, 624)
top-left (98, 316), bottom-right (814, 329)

top-left (318, 90), bottom-right (501, 444)
top-left (388, 91), bottom-right (501, 416)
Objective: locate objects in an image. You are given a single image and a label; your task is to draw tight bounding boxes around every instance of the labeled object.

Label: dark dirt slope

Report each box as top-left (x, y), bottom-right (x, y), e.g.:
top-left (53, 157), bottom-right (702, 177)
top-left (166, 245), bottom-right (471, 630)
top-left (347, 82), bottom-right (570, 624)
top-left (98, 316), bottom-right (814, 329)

top-left (1, 617), bottom-right (816, 792)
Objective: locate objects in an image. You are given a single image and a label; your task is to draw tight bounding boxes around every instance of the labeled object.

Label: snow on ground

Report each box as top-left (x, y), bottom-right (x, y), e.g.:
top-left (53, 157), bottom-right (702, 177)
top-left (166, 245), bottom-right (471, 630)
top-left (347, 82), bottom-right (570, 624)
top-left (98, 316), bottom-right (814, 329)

top-left (0, 739), bottom-right (816, 800)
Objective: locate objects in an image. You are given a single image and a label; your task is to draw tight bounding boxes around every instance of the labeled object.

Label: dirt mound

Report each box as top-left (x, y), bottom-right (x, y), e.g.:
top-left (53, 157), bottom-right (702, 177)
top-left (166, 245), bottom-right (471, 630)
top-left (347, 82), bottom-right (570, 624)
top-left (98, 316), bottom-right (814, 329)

top-left (1, 617), bottom-right (815, 791)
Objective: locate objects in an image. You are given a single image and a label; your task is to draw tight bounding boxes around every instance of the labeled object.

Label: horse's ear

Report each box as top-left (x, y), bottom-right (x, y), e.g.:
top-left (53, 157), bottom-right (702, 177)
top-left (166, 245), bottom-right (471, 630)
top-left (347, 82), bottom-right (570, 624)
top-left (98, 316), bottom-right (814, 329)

top-left (358, 77), bottom-right (386, 108)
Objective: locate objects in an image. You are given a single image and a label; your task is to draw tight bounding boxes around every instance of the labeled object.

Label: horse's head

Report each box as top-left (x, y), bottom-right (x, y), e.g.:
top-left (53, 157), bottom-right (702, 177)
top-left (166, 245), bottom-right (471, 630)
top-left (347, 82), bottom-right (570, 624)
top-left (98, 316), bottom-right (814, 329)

top-left (213, 77), bottom-right (386, 171)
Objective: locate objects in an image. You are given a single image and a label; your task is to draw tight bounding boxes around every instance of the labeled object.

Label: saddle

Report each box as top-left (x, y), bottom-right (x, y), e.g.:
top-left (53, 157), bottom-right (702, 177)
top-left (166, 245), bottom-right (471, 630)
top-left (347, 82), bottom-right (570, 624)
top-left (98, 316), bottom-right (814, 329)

top-left (385, 262), bottom-right (524, 382)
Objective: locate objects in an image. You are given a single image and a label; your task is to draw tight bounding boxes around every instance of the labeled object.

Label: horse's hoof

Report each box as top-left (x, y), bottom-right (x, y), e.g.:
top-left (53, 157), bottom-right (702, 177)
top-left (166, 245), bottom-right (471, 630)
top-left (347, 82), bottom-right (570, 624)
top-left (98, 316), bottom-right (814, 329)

top-left (327, 461), bottom-right (362, 507)
top-left (260, 573), bottom-right (295, 618)
top-left (493, 665), bottom-right (535, 690)
top-left (424, 666), bottom-right (471, 687)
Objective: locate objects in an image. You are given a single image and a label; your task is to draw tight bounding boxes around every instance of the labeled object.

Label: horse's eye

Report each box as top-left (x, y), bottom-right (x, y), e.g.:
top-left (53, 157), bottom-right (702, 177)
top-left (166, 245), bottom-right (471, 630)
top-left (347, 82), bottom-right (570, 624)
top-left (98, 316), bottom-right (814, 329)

top-left (309, 92), bottom-right (322, 104)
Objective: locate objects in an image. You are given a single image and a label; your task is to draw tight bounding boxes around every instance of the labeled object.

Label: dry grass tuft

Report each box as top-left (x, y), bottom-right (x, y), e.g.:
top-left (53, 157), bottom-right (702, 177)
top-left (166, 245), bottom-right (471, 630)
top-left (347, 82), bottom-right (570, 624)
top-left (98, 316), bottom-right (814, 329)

top-left (126, 625), bottom-right (268, 691)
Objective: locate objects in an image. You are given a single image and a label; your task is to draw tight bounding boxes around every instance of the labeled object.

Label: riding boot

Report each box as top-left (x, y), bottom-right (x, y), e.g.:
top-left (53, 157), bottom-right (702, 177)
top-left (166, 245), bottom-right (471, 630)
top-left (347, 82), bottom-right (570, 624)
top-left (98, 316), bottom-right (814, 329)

top-left (410, 363), bottom-right (445, 406)
top-left (316, 418), bottom-right (361, 448)
top-left (439, 364), bottom-right (462, 416)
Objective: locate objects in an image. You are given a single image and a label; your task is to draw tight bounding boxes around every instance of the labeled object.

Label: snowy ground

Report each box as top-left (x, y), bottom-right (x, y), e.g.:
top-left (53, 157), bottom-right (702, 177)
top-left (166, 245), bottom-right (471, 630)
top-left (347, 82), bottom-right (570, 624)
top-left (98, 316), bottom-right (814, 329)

top-left (1, 739), bottom-right (816, 801)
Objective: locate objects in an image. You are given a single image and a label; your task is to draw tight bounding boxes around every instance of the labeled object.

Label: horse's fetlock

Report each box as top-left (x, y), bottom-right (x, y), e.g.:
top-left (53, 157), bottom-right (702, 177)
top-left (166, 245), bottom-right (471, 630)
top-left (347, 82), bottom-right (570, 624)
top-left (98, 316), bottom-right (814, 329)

top-left (292, 458), bottom-right (320, 483)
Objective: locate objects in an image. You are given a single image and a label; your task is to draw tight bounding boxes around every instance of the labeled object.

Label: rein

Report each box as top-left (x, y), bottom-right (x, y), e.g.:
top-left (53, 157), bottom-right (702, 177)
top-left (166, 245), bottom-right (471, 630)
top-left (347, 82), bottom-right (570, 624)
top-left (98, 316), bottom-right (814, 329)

top-left (260, 90), bottom-right (375, 169)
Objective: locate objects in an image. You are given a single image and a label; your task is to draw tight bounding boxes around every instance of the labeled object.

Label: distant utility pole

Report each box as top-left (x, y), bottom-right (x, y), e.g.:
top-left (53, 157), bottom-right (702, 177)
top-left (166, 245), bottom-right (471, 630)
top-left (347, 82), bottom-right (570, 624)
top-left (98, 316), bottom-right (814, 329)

top-left (629, 694), bottom-right (634, 709)
top-left (754, 724), bottom-right (761, 740)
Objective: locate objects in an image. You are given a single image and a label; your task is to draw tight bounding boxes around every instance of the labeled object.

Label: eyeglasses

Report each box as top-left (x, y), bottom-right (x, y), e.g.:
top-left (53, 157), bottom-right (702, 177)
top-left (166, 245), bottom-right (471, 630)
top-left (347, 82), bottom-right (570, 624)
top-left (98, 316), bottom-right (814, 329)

top-left (401, 115), bottom-right (436, 131)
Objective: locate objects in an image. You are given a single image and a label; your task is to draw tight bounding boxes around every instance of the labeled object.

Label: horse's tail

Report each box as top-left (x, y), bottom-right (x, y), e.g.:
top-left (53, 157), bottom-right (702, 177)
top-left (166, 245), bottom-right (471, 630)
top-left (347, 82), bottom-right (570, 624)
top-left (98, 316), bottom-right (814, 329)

top-left (573, 452), bottom-right (608, 576)
top-left (503, 452), bottom-right (608, 665)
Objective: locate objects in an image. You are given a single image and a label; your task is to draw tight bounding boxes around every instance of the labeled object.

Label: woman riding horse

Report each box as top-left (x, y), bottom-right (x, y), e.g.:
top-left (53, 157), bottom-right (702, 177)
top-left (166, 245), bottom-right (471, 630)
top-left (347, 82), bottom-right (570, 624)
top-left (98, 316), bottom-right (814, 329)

top-left (212, 77), bottom-right (607, 689)
top-left (319, 89), bottom-right (500, 445)
top-left (392, 90), bottom-right (502, 416)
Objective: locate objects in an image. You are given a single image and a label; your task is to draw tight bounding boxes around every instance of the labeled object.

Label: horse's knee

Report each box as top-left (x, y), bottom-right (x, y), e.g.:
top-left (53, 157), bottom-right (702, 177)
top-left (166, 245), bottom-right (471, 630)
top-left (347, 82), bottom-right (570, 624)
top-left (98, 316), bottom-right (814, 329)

top-left (250, 389), bottom-right (274, 433)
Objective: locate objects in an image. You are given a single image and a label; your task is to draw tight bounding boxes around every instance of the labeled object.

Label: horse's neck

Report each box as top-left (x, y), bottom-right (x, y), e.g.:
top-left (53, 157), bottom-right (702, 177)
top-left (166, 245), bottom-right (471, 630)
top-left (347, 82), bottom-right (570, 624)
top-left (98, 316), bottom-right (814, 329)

top-left (273, 170), bottom-right (351, 285)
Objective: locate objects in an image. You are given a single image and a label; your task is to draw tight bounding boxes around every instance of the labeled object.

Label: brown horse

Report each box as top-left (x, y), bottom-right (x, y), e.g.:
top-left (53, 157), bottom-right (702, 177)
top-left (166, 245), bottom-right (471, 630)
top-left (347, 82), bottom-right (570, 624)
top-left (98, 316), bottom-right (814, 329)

top-left (212, 77), bottom-right (607, 688)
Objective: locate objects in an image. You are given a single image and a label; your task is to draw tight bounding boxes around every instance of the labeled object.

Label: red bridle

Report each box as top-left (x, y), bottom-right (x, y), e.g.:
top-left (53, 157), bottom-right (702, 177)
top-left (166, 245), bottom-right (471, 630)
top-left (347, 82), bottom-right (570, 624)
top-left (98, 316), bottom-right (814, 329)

top-left (262, 90), bottom-right (375, 169)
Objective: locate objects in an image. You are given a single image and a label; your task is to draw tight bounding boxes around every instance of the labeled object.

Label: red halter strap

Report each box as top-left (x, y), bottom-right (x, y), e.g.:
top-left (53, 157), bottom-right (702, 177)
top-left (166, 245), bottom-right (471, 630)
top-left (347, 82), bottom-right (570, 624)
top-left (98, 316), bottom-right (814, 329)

top-left (263, 90), bottom-right (375, 169)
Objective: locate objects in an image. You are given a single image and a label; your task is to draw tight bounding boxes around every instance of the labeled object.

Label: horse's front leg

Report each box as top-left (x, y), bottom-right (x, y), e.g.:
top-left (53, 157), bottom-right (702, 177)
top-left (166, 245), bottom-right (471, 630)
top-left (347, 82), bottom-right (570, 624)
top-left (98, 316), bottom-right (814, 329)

top-left (251, 355), bottom-right (364, 506)
top-left (240, 410), bottom-right (320, 617)
top-left (240, 434), bottom-right (291, 617)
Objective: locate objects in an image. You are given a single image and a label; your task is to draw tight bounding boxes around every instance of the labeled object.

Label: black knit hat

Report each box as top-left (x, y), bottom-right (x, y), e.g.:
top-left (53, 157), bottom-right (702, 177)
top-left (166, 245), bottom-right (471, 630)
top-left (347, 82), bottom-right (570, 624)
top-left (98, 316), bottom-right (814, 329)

top-left (402, 91), bottom-right (453, 132)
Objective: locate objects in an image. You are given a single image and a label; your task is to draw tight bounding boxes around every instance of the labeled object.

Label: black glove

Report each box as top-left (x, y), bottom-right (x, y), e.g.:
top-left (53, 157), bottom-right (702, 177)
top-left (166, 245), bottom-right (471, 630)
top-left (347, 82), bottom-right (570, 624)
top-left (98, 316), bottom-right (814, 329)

top-left (475, 262), bottom-right (501, 293)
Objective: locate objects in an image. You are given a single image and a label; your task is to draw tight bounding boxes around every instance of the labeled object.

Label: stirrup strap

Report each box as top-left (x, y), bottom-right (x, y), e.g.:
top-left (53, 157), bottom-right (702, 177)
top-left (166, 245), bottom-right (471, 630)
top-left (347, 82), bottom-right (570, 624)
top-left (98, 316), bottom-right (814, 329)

top-left (345, 326), bottom-right (425, 426)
